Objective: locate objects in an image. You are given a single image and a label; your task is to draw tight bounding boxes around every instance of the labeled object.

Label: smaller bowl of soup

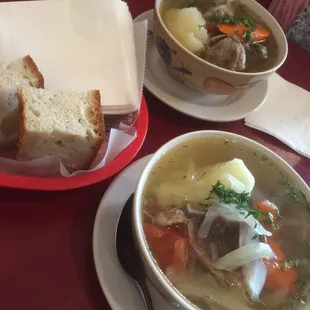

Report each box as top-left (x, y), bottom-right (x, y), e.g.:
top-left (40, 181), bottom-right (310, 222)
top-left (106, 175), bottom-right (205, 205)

top-left (133, 131), bottom-right (310, 310)
top-left (154, 0), bottom-right (288, 95)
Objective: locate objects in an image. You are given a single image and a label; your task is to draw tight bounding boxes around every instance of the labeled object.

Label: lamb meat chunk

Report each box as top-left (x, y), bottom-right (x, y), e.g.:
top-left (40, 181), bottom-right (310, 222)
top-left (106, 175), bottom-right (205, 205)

top-left (204, 37), bottom-right (246, 71)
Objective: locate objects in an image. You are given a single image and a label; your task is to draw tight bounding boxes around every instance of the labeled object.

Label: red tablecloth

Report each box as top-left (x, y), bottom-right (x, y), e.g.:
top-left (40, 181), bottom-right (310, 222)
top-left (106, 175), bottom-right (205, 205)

top-left (0, 1), bottom-right (309, 310)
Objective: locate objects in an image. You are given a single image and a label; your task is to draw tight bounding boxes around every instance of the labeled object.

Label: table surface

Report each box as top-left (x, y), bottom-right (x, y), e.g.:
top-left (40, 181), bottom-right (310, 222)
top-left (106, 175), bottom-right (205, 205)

top-left (0, 1), bottom-right (309, 310)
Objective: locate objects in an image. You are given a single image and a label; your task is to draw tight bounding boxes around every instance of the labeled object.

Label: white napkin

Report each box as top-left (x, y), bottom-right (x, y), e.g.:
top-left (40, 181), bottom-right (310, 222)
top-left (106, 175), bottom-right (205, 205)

top-left (245, 73), bottom-right (310, 159)
top-left (0, 0), bottom-right (143, 114)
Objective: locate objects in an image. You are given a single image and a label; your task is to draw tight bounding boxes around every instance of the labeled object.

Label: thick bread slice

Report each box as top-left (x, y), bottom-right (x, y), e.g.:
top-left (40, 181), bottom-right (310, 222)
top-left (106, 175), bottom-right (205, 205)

top-left (17, 87), bottom-right (105, 173)
top-left (0, 55), bottom-right (44, 149)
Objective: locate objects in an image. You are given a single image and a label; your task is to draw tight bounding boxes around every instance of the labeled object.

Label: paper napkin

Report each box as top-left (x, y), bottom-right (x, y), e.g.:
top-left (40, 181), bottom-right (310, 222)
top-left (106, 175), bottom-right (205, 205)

top-left (245, 74), bottom-right (310, 159)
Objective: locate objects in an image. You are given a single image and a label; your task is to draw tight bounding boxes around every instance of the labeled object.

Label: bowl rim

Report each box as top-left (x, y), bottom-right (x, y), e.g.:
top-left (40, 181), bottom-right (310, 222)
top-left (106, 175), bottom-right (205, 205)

top-left (154, 0), bottom-right (288, 77)
top-left (133, 130), bottom-right (310, 309)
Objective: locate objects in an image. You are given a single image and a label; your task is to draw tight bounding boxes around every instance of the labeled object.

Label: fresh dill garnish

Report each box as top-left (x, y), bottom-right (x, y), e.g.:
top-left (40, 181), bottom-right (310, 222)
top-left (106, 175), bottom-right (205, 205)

top-left (207, 231), bottom-right (218, 241)
top-left (200, 172), bottom-right (206, 180)
top-left (243, 30), bottom-right (252, 43)
top-left (198, 24), bottom-right (206, 30)
top-left (208, 181), bottom-right (251, 209)
top-left (251, 234), bottom-right (259, 240)
top-left (246, 209), bottom-right (264, 220)
top-left (208, 15), bottom-right (256, 31)
top-left (207, 181), bottom-right (264, 221)
top-left (182, 145), bottom-right (189, 148)
top-left (183, 174), bottom-right (186, 180)
top-left (280, 258), bottom-right (301, 271)
top-left (287, 274), bottom-right (310, 306)
top-left (296, 274), bottom-right (310, 288)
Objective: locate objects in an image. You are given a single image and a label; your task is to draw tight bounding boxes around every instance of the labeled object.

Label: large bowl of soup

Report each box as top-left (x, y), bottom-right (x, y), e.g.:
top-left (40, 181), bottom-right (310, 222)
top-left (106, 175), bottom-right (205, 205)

top-left (154, 0), bottom-right (288, 95)
top-left (133, 131), bottom-right (310, 310)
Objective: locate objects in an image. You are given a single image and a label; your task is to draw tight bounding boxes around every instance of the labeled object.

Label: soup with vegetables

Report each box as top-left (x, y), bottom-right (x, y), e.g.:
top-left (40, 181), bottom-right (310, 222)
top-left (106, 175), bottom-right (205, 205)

top-left (142, 138), bottom-right (310, 310)
top-left (160, 0), bottom-right (279, 72)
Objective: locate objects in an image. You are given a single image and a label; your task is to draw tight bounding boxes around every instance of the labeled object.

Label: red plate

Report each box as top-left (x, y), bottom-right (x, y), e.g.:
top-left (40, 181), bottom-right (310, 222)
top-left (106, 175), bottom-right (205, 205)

top-left (0, 96), bottom-right (149, 191)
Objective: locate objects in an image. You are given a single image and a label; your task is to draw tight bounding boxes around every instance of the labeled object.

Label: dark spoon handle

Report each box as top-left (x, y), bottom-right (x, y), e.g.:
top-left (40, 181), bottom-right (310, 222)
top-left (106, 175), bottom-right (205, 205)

top-left (136, 280), bottom-right (155, 310)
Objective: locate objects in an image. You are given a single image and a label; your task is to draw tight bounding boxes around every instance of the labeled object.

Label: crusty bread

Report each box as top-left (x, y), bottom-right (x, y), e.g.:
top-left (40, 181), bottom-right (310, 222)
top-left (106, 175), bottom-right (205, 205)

top-left (0, 55), bottom-right (44, 149)
top-left (17, 87), bottom-right (105, 173)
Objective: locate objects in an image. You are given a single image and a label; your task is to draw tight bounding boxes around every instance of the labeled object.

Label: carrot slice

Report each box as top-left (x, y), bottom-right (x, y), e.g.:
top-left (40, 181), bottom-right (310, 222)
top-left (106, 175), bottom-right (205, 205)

top-left (143, 223), bottom-right (189, 271)
top-left (257, 200), bottom-right (282, 232)
top-left (264, 237), bottom-right (298, 293)
top-left (217, 23), bottom-right (270, 43)
top-left (218, 23), bottom-right (248, 39)
top-left (252, 24), bottom-right (270, 42)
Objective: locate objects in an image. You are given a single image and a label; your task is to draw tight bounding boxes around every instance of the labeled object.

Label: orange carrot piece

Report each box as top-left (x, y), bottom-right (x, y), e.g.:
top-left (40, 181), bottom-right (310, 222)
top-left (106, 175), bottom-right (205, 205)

top-left (264, 237), bottom-right (298, 293)
top-left (252, 24), bottom-right (270, 42)
top-left (217, 23), bottom-right (270, 43)
top-left (218, 23), bottom-right (248, 38)
top-left (257, 200), bottom-right (278, 214)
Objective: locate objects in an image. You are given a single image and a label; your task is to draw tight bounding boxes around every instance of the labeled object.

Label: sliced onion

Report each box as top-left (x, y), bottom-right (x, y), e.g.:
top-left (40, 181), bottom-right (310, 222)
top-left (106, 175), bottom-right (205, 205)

top-left (223, 173), bottom-right (246, 193)
top-left (214, 202), bottom-right (272, 236)
top-left (214, 242), bottom-right (275, 271)
top-left (197, 206), bottom-right (218, 239)
top-left (239, 223), bottom-right (268, 301)
top-left (244, 259), bottom-right (267, 301)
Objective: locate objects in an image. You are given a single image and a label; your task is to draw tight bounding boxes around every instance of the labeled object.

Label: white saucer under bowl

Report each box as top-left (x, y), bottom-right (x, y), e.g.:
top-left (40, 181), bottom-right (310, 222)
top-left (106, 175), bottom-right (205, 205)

top-left (93, 155), bottom-right (175, 310)
top-left (134, 10), bottom-right (268, 122)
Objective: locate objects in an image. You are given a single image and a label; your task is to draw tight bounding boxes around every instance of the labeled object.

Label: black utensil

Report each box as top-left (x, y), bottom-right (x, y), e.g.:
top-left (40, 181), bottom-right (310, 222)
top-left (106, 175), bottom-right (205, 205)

top-left (116, 194), bottom-right (154, 310)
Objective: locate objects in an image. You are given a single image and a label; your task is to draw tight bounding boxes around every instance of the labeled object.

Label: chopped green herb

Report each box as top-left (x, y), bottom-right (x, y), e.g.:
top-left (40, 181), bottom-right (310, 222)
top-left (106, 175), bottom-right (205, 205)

top-left (296, 274), bottom-right (310, 288)
top-left (182, 145), bottom-right (189, 148)
top-left (208, 181), bottom-right (264, 221)
top-left (246, 209), bottom-right (264, 220)
top-left (243, 31), bottom-right (252, 43)
top-left (208, 15), bottom-right (256, 31)
top-left (207, 231), bottom-right (218, 241)
top-left (208, 181), bottom-right (251, 209)
top-left (232, 35), bottom-right (239, 42)
top-left (200, 172), bottom-right (206, 180)
top-left (198, 24), bottom-right (206, 30)
top-left (251, 234), bottom-right (259, 240)
top-left (280, 258), bottom-right (301, 272)
top-left (183, 175), bottom-right (186, 180)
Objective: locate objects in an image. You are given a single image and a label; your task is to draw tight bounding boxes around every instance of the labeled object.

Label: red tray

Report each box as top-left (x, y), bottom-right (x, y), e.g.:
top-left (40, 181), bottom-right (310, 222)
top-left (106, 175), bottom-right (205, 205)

top-left (0, 96), bottom-right (149, 191)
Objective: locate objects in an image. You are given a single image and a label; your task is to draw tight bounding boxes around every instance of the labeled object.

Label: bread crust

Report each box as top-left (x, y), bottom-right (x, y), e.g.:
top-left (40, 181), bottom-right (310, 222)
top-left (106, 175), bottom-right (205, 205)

top-left (22, 55), bottom-right (44, 88)
top-left (85, 89), bottom-right (105, 169)
top-left (16, 88), bottom-right (106, 171)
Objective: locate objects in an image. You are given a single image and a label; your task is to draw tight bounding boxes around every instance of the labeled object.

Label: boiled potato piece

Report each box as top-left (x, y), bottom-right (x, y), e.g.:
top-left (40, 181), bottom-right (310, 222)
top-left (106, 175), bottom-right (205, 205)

top-left (152, 158), bottom-right (254, 207)
top-left (163, 8), bottom-right (209, 54)
top-left (203, 159), bottom-right (255, 193)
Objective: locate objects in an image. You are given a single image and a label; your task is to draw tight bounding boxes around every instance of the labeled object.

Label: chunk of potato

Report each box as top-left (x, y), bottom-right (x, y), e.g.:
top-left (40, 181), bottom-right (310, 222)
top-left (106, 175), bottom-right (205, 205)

top-left (163, 8), bottom-right (209, 54)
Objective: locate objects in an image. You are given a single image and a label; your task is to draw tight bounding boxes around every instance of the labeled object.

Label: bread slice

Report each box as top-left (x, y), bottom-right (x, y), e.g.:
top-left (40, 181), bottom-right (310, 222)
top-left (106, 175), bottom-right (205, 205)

top-left (17, 87), bottom-right (105, 173)
top-left (0, 55), bottom-right (44, 149)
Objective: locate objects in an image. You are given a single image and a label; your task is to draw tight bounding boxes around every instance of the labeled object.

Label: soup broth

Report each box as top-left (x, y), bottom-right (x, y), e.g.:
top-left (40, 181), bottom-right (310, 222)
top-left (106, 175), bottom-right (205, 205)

top-left (141, 138), bottom-right (310, 310)
top-left (160, 0), bottom-right (279, 73)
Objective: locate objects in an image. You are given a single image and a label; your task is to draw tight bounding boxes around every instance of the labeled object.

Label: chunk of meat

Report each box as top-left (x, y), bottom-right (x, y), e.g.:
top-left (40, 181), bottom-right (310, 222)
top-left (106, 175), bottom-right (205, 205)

top-left (154, 209), bottom-right (188, 226)
top-left (184, 204), bottom-right (206, 225)
top-left (204, 37), bottom-right (246, 71)
top-left (187, 219), bottom-right (242, 288)
top-left (204, 4), bottom-right (233, 20)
